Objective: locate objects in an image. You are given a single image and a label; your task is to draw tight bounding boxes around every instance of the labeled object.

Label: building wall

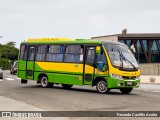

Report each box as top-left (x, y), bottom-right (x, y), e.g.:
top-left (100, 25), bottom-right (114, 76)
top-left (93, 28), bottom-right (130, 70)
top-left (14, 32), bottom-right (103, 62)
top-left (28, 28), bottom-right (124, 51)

top-left (139, 63), bottom-right (160, 75)
top-left (92, 36), bottom-right (118, 41)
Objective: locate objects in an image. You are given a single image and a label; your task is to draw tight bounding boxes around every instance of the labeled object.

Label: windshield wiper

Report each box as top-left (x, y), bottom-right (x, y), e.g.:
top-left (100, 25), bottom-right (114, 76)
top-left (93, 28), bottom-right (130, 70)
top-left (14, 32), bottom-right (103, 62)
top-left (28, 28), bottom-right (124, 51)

top-left (118, 50), bottom-right (137, 70)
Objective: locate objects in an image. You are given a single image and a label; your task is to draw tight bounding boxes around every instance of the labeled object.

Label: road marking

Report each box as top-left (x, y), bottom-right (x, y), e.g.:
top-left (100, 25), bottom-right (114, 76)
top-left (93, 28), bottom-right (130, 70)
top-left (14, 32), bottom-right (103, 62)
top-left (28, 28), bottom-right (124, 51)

top-left (5, 78), bottom-right (15, 81)
top-left (14, 77), bottom-right (21, 80)
top-left (3, 74), bottom-right (13, 78)
top-left (3, 74), bottom-right (20, 80)
top-left (0, 79), bottom-right (3, 81)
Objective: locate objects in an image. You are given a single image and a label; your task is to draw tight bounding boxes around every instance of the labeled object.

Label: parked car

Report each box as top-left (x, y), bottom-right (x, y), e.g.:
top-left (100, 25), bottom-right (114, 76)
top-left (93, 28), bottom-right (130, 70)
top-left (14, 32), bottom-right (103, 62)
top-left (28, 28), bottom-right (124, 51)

top-left (10, 61), bottom-right (18, 75)
top-left (0, 67), bottom-right (3, 79)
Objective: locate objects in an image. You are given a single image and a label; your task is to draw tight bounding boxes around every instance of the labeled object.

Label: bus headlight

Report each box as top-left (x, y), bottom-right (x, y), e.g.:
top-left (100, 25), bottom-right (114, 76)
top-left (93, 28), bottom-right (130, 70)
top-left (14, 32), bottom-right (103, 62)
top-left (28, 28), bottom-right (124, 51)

top-left (110, 74), bottom-right (122, 79)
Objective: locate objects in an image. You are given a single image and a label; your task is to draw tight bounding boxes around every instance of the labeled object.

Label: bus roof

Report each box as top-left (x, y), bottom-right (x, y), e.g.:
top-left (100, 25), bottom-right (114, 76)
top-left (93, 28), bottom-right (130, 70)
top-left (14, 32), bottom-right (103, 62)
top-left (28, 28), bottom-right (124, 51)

top-left (21, 38), bottom-right (102, 44)
top-left (100, 40), bottom-right (127, 46)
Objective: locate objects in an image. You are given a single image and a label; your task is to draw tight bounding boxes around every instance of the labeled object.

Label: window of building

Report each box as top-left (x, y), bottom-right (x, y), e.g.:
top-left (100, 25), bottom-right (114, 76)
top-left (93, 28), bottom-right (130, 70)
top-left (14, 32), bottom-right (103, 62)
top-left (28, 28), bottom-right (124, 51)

top-left (142, 40), bottom-right (148, 52)
top-left (64, 45), bottom-right (84, 63)
top-left (126, 40), bottom-right (131, 47)
top-left (151, 54), bottom-right (160, 63)
top-left (36, 45), bottom-right (46, 61)
top-left (151, 40), bottom-right (159, 52)
top-left (157, 40), bottom-right (160, 50)
top-left (46, 45), bottom-right (64, 62)
top-left (118, 40), bottom-right (124, 44)
top-left (136, 40), bottom-right (143, 52)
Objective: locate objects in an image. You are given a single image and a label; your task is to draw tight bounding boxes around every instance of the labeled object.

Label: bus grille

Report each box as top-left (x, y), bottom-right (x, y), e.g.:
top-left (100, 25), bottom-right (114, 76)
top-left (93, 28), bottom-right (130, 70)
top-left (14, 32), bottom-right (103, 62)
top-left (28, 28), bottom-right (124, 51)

top-left (122, 76), bottom-right (136, 80)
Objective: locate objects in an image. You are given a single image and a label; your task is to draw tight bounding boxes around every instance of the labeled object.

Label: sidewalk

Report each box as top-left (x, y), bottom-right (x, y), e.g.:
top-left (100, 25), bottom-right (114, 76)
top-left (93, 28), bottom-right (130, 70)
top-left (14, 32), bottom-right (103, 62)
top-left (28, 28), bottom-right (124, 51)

top-left (0, 96), bottom-right (69, 120)
top-left (0, 96), bottom-right (44, 111)
top-left (140, 75), bottom-right (160, 84)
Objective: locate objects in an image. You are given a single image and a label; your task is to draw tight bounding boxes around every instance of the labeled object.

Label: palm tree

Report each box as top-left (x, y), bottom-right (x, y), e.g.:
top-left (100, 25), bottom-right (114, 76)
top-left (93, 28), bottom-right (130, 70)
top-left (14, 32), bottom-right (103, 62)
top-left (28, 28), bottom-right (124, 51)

top-left (6, 41), bottom-right (16, 47)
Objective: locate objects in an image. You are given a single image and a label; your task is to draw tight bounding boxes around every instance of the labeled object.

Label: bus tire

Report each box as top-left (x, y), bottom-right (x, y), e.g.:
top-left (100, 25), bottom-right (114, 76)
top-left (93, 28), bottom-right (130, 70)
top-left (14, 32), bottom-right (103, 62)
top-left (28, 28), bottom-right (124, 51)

top-left (40, 76), bottom-right (53, 88)
top-left (62, 84), bottom-right (73, 89)
top-left (120, 88), bottom-right (133, 94)
top-left (96, 80), bottom-right (110, 94)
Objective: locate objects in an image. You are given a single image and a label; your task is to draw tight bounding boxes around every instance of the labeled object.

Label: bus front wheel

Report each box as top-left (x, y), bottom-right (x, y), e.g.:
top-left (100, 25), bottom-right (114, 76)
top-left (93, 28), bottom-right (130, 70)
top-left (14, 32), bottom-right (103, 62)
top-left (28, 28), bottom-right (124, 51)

top-left (96, 80), bottom-right (110, 94)
top-left (40, 76), bottom-right (53, 88)
top-left (120, 88), bottom-right (133, 94)
top-left (62, 84), bottom-right (73, 89)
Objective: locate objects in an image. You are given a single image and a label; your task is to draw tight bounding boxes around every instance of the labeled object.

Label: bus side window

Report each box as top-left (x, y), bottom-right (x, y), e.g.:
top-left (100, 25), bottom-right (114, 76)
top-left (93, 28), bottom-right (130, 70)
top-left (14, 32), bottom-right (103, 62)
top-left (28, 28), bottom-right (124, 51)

top-left (20, 45), bottom-right (27, 60)
top-left (96, 50), bottom-right (108, 71)
top-left (46, 45), bottom-right (64, 62)
top-left (97, 51), bottom-right (107, 64)
top-left (86, 47), bottom-right (95, 65)
top-left (27, 47), bottom-right (35, 61)
top-left (36, 45), bottom-right (46, 61)
top-left (64, 45), bottom-right (84, 63)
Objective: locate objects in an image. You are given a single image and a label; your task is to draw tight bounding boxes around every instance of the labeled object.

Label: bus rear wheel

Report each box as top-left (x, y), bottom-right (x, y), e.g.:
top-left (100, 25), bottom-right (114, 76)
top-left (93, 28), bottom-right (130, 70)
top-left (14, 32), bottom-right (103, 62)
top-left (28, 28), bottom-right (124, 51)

top-left (120, 88), bottom-right (133, 94)
top-left (40, 76), bottom-right (53, 88)
top-left (62, 84), bottom-right (73, 89)
top-left (96, 80), bottom-right (110, 94)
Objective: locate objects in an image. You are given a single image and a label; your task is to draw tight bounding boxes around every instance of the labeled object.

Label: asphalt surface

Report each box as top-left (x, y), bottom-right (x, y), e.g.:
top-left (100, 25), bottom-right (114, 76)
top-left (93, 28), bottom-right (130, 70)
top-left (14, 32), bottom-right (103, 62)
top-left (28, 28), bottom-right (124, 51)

top-left (0, 70), bottom-right (160, 119)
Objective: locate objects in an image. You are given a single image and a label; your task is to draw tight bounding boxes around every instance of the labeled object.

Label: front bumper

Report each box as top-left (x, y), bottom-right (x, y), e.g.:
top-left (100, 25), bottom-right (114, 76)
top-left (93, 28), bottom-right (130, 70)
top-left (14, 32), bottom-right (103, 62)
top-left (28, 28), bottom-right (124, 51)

top-left (107, 77), bottom-right (140, 89)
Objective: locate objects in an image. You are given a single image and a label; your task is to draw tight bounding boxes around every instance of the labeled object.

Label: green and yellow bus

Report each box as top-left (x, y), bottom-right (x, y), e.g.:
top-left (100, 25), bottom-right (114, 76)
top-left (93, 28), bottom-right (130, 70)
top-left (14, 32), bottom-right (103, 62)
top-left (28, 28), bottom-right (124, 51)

top-left (18, 38), bottom-right (140, 94)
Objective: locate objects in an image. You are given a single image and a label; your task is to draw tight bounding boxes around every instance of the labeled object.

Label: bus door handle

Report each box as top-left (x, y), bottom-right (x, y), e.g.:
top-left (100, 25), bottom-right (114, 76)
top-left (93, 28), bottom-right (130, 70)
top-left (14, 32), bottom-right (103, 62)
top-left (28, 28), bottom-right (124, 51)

top-left (75, 64), bottom-right (78, 68)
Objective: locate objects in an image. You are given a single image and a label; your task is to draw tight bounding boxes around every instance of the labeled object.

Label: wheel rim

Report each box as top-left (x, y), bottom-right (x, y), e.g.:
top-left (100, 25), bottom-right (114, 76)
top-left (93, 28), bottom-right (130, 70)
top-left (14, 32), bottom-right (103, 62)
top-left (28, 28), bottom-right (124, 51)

top-left (97, 81), bottom-right (107, 93)
top-left (41, 77), bottom-right (48, 87)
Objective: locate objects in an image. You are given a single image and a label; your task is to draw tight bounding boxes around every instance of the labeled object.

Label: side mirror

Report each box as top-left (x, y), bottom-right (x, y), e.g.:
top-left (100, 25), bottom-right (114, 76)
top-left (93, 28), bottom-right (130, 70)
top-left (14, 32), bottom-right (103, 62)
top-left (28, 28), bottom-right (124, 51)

top-left (96, 46), bottom-right (101, 54)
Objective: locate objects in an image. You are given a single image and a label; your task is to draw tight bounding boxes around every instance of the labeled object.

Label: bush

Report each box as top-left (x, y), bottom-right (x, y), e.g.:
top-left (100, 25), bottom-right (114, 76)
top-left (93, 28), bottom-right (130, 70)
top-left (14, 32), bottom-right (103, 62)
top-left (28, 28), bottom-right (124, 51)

top-left (0, 58), bottom-right (12, 70)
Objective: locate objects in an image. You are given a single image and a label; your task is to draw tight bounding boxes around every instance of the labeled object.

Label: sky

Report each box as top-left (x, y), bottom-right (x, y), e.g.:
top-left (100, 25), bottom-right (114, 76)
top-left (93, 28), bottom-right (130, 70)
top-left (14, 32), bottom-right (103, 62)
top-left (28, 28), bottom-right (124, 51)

top-left (0, 0), bottom-right (160, 48)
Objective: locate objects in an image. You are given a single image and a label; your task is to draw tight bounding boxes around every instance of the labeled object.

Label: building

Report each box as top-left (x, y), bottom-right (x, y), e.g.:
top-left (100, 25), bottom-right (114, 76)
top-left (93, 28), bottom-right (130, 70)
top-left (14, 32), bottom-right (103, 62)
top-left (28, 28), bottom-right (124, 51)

top-left (91, 29), bottom-right (160, 75)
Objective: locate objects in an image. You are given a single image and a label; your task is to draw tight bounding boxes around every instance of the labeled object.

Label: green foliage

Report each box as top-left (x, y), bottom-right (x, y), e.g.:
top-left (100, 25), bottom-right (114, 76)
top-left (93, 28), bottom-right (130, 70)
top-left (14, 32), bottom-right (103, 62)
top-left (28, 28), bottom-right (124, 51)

top-left (0, 45), bottom-right (19, 60)
top-left (0, 58), bottom-right (11, 70)
top-left (5, 41), bottom-right (16, 47)
top-left (0, 42), bottom-right (19, 69)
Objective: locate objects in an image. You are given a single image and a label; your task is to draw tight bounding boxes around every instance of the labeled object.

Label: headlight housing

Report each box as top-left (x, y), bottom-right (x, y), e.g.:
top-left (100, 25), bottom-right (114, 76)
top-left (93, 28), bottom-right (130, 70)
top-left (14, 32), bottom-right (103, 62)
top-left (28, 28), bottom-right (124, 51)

top-left (110, 74), bottom-right (122, 79)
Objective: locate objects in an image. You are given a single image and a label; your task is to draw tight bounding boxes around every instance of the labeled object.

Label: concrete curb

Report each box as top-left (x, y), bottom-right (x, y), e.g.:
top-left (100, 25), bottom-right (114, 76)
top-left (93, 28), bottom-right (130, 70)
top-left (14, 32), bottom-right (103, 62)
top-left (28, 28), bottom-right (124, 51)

top-left (140, 75), bottom-right (160, 84)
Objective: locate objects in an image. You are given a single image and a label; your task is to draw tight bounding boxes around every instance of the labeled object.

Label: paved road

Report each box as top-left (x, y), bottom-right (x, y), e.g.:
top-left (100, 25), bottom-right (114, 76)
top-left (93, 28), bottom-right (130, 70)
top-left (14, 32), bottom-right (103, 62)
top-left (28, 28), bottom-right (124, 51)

top-left (0, 70), bottom-right (160, 113)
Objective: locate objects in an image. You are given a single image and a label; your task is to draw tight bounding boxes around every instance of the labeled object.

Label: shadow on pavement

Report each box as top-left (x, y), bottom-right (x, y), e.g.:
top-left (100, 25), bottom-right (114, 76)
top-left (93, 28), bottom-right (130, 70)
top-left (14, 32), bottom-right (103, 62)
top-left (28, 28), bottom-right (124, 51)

top-left (21, 84), bottom-right (137, 96)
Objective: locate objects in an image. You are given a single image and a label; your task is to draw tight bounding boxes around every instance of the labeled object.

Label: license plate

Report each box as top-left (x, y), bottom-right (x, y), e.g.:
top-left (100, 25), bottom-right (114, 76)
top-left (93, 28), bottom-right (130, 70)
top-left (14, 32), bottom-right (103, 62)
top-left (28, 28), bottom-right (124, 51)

top-left (127, 82), bottom-right (132, 85)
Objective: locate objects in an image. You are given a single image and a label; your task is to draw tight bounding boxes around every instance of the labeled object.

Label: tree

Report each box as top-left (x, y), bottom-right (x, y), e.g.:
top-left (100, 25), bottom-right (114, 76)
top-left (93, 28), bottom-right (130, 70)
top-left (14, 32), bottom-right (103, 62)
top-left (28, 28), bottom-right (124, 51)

top-left (0, 42), bottom-right (19, 69)
top-left (0, 42), bottom-right (19, 60)
top-left (5, 41), bottom-right (16, 47)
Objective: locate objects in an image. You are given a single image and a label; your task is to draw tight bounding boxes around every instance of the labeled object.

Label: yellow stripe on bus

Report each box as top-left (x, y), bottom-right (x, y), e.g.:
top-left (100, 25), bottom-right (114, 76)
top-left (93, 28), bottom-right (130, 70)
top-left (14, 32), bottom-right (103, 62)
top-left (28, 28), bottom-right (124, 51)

top-left (36, 62), bottom-right (94, 74)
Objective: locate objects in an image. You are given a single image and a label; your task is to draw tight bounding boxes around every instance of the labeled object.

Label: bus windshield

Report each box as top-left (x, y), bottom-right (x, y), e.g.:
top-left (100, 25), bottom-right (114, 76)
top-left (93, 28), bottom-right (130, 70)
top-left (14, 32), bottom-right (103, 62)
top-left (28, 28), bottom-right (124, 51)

top-left (103, 43), bottom-right (139, 69)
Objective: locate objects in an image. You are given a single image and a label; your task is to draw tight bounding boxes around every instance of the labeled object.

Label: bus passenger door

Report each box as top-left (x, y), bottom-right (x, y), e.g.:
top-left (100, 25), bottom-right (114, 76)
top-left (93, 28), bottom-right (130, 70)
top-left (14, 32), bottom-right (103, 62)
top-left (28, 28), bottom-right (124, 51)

top-left (18, 44), bottom-right (27, 79)
top-left (26, 46), bottom-right (36, 80)
top-left (84, 46), bottom-right (96, 85)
